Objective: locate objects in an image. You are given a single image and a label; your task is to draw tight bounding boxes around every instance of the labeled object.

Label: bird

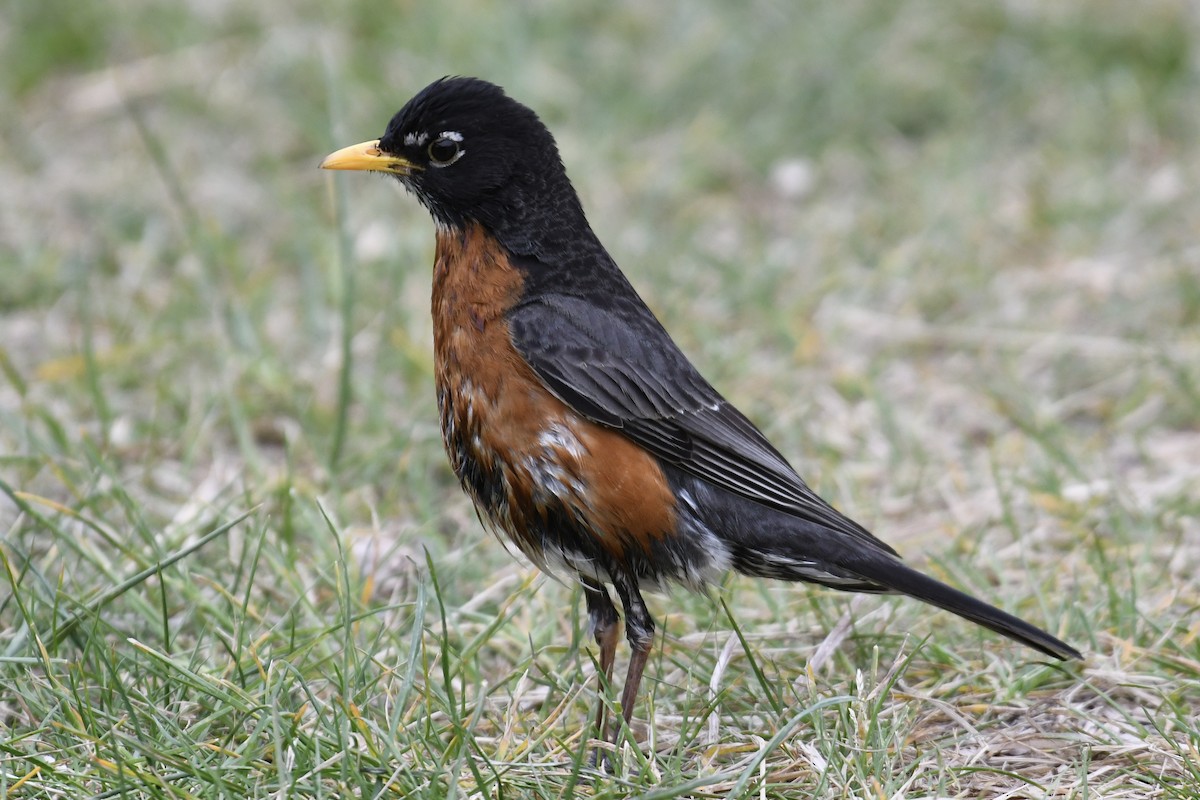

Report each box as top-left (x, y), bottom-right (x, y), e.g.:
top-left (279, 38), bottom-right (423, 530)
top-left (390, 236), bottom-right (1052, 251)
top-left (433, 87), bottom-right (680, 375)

top-left (320, 76), bottom-right (1081, 749)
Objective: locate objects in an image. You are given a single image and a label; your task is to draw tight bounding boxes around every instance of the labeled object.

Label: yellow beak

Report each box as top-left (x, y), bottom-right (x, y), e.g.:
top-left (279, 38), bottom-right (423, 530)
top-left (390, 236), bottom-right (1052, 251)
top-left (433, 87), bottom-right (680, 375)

top-left (319, 139), bottom-right (418, 175)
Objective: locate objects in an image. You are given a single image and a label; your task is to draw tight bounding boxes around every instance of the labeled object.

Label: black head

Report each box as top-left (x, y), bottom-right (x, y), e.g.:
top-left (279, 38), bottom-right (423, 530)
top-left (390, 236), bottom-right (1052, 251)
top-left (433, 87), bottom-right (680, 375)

top-left (322, 77), bottom-right (588, 250)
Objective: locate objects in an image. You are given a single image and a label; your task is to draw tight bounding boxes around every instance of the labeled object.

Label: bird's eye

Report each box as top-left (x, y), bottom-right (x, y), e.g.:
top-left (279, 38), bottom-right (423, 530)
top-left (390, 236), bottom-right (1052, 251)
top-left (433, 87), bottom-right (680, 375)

top-left (427, 136), bottom-right (464, 167)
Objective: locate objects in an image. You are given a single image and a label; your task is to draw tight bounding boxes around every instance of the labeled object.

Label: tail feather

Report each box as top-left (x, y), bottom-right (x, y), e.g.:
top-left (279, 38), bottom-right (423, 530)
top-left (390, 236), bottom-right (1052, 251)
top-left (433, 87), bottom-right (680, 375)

top-left (677, 472), bottom-right (1081, 660)
top-left (842, 551), bottom-right (1081, 661)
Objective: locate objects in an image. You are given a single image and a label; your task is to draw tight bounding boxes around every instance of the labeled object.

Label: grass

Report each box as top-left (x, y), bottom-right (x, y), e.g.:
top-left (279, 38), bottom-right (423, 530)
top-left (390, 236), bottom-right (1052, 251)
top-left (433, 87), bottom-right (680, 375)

top-left (2, 0), bottom-right (1199, 797)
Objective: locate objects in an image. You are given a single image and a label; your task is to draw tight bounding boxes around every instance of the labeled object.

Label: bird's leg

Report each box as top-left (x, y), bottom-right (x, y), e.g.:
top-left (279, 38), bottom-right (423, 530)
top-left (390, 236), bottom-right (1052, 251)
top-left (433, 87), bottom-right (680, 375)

top-left (581, 577), bottom-right (621, 744)
top-left (611, 577), bottom-right (655, 745)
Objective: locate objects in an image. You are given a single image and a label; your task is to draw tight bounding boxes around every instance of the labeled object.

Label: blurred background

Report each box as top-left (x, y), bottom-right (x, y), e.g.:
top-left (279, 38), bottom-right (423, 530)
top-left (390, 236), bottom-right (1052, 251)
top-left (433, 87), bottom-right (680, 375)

top-left (2, 0), bottom-right (1198, 796)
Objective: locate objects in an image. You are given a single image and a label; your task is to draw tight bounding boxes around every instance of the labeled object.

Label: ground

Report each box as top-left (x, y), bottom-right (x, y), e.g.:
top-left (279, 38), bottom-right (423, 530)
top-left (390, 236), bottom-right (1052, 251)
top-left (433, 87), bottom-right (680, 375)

top-left (1, 1), bottom-right (1198, 797)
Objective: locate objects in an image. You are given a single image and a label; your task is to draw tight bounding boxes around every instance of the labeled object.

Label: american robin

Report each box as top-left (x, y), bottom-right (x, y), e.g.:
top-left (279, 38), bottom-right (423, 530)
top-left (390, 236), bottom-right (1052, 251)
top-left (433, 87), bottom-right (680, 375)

top-left (320, 76), bottom-right (1081, 747)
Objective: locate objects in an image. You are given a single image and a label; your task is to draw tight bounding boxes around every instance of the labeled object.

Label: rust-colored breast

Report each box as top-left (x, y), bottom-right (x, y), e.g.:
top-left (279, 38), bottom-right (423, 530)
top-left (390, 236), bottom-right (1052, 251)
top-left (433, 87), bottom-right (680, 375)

top-left (431, 225), bottom-right (677, 574)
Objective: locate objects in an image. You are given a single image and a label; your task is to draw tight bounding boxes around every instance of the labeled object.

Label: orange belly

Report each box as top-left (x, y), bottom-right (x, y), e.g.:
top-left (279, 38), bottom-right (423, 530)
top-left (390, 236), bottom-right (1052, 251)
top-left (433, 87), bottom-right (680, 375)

top-left (431, 225), bottom-right (678, 576)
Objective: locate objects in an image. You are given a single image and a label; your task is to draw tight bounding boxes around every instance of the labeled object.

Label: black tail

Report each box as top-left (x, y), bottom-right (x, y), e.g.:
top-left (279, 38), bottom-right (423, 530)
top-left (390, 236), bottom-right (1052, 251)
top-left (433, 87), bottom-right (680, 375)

top-left (844, 551), bottom-right (1081, 660)
top-left (675, 472), bottom-right (1081, 660)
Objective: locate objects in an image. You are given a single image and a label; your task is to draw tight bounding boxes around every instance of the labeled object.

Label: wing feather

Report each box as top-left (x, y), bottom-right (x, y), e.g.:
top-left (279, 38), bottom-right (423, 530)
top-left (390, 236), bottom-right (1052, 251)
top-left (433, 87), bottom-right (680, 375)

top-left (508, 293), bottom-right (896, 553)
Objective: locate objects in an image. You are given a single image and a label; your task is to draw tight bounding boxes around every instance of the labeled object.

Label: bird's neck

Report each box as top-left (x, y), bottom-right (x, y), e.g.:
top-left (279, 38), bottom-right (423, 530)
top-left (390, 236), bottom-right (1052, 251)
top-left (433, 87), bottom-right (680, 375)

top-left (474, 172), bottom-right (598, 261)
top-left (437, 176), bottom-right (632, 300)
